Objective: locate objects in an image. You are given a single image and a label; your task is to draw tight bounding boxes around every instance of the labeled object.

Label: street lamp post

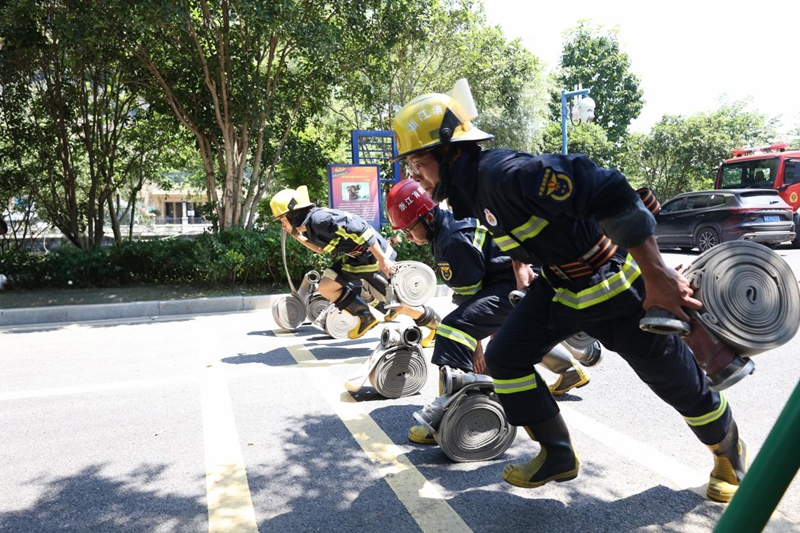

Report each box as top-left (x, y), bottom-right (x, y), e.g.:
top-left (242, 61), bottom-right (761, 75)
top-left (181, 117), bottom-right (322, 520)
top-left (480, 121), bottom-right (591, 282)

top-left (561, 88), bottom-right (594, 155)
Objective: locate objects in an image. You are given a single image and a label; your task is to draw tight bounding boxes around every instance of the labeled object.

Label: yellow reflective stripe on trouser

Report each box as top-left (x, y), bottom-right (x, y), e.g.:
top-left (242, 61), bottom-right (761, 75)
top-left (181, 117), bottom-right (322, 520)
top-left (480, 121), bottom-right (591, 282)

top-left (552, 254), bottom-right (640, 310)
top-left (493, 373), bottom-right (538, 394)
top-left (684, 394), bottom-right (728, 427)
top-left (342, 262), bottom-right (379, 274)
top-left (472, 226), bottom-right (488, 251)
top-left (452, 281), bottom-right (482, 297)
top-left (437, 324), bottom-right (478, 351)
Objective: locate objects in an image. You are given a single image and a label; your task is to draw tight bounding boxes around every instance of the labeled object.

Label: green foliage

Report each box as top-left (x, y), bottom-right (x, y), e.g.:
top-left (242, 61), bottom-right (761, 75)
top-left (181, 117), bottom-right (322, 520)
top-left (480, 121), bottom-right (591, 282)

top-left (553, 21), bottom-right (644, 145)
top-left (321, 0), bottom-right (547, 163)
top-left (540, 121), bottom-right (616, 167)
top-left (0, 228), bottom-right (332, 290)
top-left (619, 100), bottom-right (780, 202)
top-left (379, 226), bottom-right (436, 273)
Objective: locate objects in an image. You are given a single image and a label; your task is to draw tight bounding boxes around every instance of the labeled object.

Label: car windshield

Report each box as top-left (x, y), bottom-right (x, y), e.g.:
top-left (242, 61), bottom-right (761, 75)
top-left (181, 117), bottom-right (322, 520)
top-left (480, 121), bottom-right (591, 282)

top-left (718, 157), bottom-right (779, 189)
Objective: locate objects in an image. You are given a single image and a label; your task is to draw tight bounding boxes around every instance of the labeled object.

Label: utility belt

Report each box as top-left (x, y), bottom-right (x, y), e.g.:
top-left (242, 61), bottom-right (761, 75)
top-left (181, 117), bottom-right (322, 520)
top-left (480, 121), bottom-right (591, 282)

top-left (345, 244), bottom-right (366, 258)
top-left (546, 236), bottom-right (618, 281)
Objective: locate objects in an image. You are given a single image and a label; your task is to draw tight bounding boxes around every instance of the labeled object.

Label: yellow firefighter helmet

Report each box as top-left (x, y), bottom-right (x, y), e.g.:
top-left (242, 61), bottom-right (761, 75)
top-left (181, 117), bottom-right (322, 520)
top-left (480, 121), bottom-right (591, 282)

top-left (269, 186), bottom-right (315, 218)
top-left (391, 79), bottom-right (493, 162)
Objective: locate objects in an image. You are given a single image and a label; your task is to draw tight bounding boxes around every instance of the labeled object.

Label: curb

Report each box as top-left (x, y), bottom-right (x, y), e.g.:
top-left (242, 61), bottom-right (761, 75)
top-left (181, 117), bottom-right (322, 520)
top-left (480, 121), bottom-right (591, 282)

top-left (0, 285), bottom-right (453, 328)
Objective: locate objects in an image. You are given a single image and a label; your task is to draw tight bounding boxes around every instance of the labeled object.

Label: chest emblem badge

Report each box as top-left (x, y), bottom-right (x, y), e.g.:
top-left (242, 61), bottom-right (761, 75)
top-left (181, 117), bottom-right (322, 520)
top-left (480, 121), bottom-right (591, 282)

top-left (484, 208), bottom-right (498, 227)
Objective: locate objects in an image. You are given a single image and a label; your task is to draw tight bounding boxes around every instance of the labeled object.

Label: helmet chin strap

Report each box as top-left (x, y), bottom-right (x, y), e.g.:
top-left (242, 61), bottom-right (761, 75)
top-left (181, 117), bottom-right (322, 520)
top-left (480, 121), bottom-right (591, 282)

top-left (431, 150), bottom-right (451, 203)
top-left (420, 210), bottom-right (436, 242)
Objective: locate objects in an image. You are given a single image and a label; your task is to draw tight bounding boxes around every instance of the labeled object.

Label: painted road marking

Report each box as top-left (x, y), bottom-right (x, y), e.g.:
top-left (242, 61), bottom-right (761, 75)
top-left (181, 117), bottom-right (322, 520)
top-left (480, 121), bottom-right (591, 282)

top-left (201, 362), bottom-right (259, 533)
top-left (282, 339), bottom-right (472, 533)
top-left (561, 406), bottom-right (707, 495)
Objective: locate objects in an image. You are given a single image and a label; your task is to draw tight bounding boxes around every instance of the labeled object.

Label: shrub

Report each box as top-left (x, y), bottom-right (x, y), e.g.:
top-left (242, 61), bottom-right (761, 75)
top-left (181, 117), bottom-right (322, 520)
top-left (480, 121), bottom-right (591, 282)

top-left (0, 225), bottom-right (439, 291)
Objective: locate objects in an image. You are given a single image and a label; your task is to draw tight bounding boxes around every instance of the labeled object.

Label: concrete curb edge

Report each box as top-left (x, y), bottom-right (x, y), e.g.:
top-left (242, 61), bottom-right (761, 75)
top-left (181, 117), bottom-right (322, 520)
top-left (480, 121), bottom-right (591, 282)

top-left (0, 285), bottom-right (453, 327)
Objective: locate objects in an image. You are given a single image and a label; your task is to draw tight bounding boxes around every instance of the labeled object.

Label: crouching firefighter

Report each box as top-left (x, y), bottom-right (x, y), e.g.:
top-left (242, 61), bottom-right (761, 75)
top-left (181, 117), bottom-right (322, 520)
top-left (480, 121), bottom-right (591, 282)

top-left (390, 81), bottom-right (749, 501)
top-left (269, 186), bottom-right (397, 339)
top-left (386, 180), bottom-right (593, 461)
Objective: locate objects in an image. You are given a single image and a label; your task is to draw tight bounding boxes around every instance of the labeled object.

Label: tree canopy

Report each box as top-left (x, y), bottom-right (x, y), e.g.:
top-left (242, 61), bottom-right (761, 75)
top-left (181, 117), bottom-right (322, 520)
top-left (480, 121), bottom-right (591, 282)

top-left (554, 21), bottom-right (644, 145)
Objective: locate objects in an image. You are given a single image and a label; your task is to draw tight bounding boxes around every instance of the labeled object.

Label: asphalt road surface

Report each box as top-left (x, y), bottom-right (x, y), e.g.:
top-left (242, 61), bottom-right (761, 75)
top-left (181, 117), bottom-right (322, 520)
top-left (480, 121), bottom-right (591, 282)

top-left (1, 248), bottom-right (798, 533)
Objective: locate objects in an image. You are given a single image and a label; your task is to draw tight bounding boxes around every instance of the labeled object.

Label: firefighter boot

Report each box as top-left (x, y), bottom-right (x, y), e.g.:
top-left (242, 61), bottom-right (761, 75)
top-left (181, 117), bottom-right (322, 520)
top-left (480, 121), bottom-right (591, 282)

top-left (374, 301), bottom-right (399, 322)
top-left (335, 287), bottom-right (379, 340)
top-left (414, 306), bottom-right (440, 348)
top-left (707, 420), bottom-right (748, 503)
top-left (408, 373), bottom-right (446, 445)
top-left (408, 425), bottom-right (437, 445)
top-left (502, 413), bottom-right (580, 488)
top-left (541, 345), bottom-right (590, 396)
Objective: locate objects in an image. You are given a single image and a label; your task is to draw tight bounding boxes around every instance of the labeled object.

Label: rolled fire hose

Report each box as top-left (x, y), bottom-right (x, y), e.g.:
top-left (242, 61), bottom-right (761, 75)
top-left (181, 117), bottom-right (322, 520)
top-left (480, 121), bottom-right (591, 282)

top-left (640, 241), bottom-right (800, 390)
top-left (390, 261), bottom-right (437, 307)
top-left (272, 231), bottom-right (307, 330)
top-left (344, 326), bottom-right (427, 398)
top-left (273, 230), bottom-right (333, 330)
top-left (324, 305), bottom-right (360, 339)
top-left (306, 292), bottom-right (330, 323)
top-left (413, 366), bottom-right (517, 462)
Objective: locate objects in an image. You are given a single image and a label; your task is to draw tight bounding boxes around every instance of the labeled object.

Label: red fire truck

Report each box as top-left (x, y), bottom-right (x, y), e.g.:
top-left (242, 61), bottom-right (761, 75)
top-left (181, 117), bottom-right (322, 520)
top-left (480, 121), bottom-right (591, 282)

top-left (715, 142), bottom-right (800, 248)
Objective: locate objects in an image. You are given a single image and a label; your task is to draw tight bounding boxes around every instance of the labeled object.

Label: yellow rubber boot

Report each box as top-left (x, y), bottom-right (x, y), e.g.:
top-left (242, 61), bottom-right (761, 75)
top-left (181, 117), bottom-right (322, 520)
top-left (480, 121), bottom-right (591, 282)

top-left (707, 421), bottom-right (748, 503)
top-left (336, 288), bottom-right (379, 340)
top-left (408, 425), bottom-right (437, 444)
top-left (502, 414), bottom-right (580, 488)
top-left (415, 306), bottom-right (440, 348)
top-left (541, 347), bottom-right (590, 395)
top-left (549, 366), bottom-right (590, 396)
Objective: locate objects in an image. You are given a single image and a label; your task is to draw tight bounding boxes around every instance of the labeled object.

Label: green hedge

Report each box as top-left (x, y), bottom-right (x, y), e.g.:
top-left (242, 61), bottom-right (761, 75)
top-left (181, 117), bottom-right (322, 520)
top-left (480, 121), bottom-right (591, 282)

top-left (0, 227), bottom-right (435, 290)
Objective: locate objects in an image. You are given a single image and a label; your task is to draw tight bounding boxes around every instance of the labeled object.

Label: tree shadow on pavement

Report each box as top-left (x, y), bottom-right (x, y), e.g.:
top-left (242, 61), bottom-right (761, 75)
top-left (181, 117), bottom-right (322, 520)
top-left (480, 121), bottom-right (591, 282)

top-left (0, 463), bottom-right (206, 533)
top-left (247, 410), bottom-right (723, 533)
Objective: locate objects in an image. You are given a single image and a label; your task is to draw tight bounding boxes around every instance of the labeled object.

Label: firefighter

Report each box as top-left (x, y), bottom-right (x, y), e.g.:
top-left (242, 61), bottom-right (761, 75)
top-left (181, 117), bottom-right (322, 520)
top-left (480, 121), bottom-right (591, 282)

top-left (388, 82), bottom-right (747, 503)
top-left (269, 186), bottom-right (440, 340)
top-left (386, 179), bottom-right (591, 444)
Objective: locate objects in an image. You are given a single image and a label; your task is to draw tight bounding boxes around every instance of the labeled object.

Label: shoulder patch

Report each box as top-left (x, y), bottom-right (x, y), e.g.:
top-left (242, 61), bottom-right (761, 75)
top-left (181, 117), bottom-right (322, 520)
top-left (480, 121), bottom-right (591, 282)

top-left (437, 262), bottom-right (453, 281)
top-left (538, 167), bottom-right (573, 201)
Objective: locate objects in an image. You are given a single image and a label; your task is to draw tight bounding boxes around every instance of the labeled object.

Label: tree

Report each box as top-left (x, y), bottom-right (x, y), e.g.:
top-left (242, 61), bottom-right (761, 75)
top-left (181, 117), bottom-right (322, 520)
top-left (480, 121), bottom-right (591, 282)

top-left (620, 99), bottom-right (779, 202)
top-left (328, 0), bottom-right (547, 156)
top-left (0, 0), bottom-right (184, 247)
top-left (100, 0), bottom-right (414, 231)
top-left (540, 121), bottom-right (616, 168)
top-left (554, 21), bottom-right (644, 145)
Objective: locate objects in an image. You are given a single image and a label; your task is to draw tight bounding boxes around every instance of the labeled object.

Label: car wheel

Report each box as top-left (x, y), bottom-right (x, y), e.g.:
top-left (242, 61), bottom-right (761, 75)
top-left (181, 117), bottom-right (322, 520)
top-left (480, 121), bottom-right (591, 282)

top-left (696, 227), bottom-right (719, 252)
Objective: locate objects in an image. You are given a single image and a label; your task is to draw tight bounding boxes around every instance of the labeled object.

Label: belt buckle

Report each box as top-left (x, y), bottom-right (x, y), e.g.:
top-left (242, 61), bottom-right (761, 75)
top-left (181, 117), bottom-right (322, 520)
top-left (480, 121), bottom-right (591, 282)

top-left (549, 265), bottom-right (571, 281)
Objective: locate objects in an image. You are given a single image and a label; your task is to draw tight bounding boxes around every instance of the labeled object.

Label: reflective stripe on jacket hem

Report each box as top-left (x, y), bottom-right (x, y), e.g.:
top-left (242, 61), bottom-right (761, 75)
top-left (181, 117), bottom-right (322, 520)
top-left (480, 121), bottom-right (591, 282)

top-left (551, 254), bottom-right (640, 310)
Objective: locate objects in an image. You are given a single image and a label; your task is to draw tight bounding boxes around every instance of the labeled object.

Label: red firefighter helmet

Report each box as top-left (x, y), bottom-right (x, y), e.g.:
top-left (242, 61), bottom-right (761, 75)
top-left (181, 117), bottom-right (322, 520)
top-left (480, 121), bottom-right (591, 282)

top-left (386, 179), bottom-right (438, 230)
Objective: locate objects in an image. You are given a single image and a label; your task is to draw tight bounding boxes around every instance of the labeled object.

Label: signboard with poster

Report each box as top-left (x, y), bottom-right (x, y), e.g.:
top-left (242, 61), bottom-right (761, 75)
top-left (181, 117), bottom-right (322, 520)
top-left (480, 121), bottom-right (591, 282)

top-left (327, 164), bottom-right (381, 230)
